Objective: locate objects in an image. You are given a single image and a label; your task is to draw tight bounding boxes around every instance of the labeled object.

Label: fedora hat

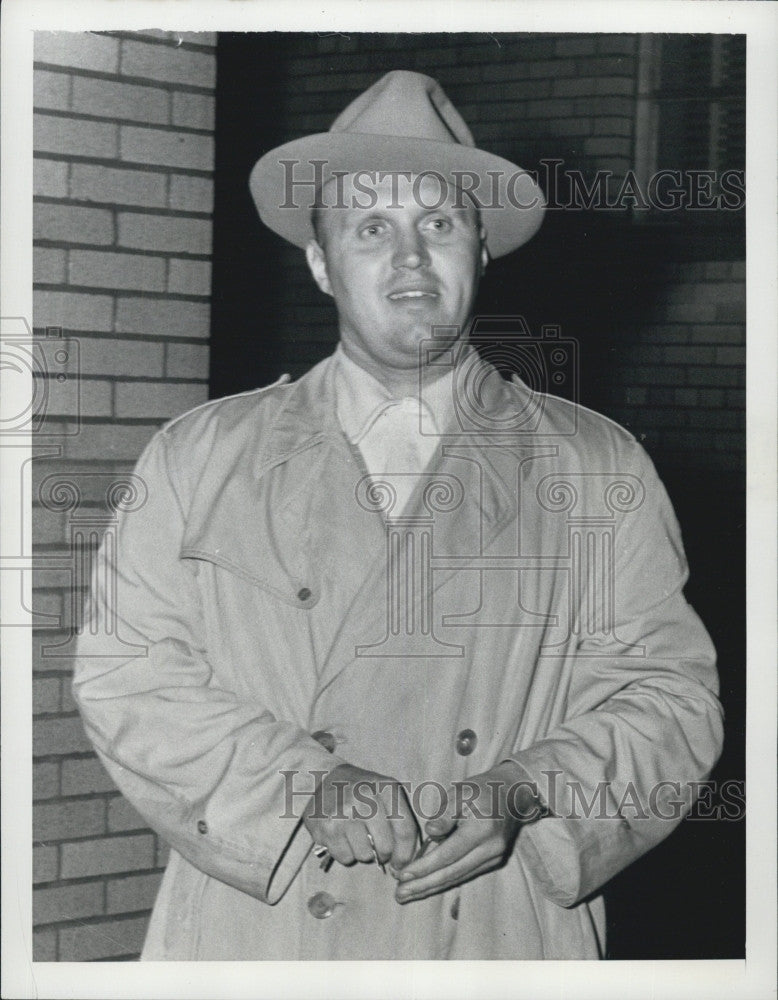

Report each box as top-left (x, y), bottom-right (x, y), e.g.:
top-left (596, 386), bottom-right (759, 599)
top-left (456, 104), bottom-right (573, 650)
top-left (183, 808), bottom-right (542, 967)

top-left (249, 70), bottom-right (545, 258)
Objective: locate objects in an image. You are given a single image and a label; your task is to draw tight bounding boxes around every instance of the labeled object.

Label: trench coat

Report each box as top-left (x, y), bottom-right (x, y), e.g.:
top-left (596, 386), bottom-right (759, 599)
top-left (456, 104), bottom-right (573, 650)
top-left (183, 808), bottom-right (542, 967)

top-left (72, 352), bottom-right (723, 960)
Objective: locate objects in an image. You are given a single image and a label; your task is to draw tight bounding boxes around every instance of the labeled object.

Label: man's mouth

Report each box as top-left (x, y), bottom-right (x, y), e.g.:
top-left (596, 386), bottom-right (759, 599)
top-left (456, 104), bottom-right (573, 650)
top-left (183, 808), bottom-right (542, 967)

top-left (387, 288), bottom-right (438, 301)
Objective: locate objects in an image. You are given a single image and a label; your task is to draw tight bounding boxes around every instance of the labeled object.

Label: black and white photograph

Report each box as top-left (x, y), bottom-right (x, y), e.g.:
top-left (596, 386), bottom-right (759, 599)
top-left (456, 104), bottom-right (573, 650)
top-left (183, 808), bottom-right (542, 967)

top-left (1, 1), bottom-right (775, 998)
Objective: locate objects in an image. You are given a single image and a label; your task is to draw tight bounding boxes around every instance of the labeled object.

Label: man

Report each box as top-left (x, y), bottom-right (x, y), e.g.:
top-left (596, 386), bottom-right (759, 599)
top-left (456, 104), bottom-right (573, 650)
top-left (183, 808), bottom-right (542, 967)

top-left (73, 71), bottom-right (723, 960)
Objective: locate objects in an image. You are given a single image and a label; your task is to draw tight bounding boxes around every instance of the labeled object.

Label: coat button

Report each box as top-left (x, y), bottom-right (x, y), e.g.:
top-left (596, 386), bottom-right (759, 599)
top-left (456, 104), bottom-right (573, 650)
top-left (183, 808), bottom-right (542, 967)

top-left (311, 730), bottom-right (336, 753)
top-left (450, 896), bottom-right (460, 920)
top-left (455, 729), bottom-right (477, 756)
top-left (197, 819), bottom-right (208, 835)
top-left (297, 587), bottom-right (312, 602)
top-left (308, 891), bottom-right (336, 919)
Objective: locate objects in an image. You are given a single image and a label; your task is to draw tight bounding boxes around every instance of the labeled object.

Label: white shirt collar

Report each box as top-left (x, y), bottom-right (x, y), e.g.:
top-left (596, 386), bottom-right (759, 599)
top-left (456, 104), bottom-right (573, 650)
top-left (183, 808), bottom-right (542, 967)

top-left (333, 344), bottom-right (458, 445)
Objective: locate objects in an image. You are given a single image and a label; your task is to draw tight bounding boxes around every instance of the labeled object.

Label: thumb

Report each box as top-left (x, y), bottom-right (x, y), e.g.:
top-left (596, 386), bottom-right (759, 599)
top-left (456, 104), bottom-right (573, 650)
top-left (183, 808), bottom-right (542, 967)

top-left (424, 783), bottom-right (459, 838)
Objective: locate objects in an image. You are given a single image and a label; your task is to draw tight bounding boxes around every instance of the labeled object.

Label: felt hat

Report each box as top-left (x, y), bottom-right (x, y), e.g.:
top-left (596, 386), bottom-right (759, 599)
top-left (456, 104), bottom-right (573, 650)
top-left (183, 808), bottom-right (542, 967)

top-left (249, 70), bottom-right (545, 258)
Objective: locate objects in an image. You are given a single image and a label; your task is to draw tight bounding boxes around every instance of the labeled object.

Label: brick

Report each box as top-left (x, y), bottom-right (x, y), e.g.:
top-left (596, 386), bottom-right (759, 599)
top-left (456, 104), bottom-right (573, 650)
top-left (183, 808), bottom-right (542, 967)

top-left (120, 39), bottom-right (216, 88)
top-left (553, 77), bottom-right (598, 98)
top-left (33, 630), bottom-right (73, 672)
top-left (33, 928), bottom-right (57, 961)
top-left (107, 795), bottom-right (148, 832)
top-left (106, 872), bottom-right (163, 914)
top-left (34, 69), bottom-right (70, 111)
top-left (34, 203), bottom-right (114, 245)
top-left (687, 366), bottom-right (740, 387)
top-left (715, 302), bottom-right (745, 322)
top-left (32, 507), bottom-right (65, 548)
top-left (76, 337), bottom-right (165, 378)
top-left (34, 799), bottom-right (105, 841)
top-left (597, 35), bottom-right (638, 56)
top-left (34, 113), bottom-right (118, 159)
top-left (34, 247), bottom-right (67, 285)
top-left (69, 250), bottom-right (166, 292)
top-left (62, 755), bottom-right (116, 796)
top-left (556, 37), bottom-right (596, 57)
top-left (673, 388), bottom-right (699, 407)
top-left (594, 116), bottom-right (633, 137)
top-left (526, 98), bottom-right (575, 119)
top-left (688, 410), bottom-right (744, 430)
top-left (116, 296), bottom-right (210, 338)
top-left (35, 32), bottom-right (120, 74)
top-left (118, 213), bottom-right (211, 255)
top-left (34, 715), bottom-right (92, 756)
top-left (44, 376), bottom-right (112, 418)
top-left (725, 389), bottom-right (745, 409)
top-left (34, 761), bottom-right (60, 800)
top-left (115, 381), bottom-right (207, 419)
top-left (61, 834), bottom-right (155, 878)
top-left (579, 56), bottom-right (634, 76)
top-left (168, 258), bottom-right (211, 296)
top-left (550, 118), bottom-right (594, 137)
top-left (119, 126), bottom-right (214, 170)
top-left (582, 136), bottom-right (632, 158)
top-left (34, 159), bottom-right (69, 198)
top-left (663, 302), bottom-right (718, 323)
top-left (166, 342), bottom-right (209, 380)
top-left (33, 677), bottom-right (61, 714)
top-left (34, 882), bottom-right (104, 926)
top-left (156, 838), bottom-right (170, 868)
top-left (172, 91), bottom-right (215, 130)
top-left (33, 845), bottom-right (58, 884)
top-left (70, 163), bottom-right (167, 208)
top-left (59, 914), bottom-right (148, 961)
top-left (62, 421), bottom-right (159, 461)
top-left (34, 290), bottom-right (113, 331)
top-left (31, 590), bottom-right (64, 625)
top-left (60, 679), bottom-right (78, 713)
top-left (596, 77), bottom-right (634, 96)
top-left (659, 345), bottom-right (716, 365)
top-left (715, 346), bottom-right (744, 366)
top-left (690, 324), bottom-right (744, 345)
top-left (169, 174), bottom-right (214, 212)
top-left (71, 76), bottom-right (168, 125)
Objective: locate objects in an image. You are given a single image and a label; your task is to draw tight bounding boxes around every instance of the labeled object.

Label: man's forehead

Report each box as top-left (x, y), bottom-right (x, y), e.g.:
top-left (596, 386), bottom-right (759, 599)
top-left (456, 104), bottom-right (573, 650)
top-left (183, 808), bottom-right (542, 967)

top-left (317, 171), bottom-right (479, 214)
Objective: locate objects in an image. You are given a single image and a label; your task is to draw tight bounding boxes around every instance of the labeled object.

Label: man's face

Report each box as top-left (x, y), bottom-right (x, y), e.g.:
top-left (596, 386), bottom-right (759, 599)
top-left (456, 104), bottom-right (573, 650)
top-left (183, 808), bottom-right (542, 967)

top-left (306, 173), bottom-right (488, 380)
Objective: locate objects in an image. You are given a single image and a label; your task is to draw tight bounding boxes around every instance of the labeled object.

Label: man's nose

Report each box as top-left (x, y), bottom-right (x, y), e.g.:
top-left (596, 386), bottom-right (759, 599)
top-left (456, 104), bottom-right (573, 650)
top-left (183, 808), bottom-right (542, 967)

top-left (392, 229), bottom-right (430, 269)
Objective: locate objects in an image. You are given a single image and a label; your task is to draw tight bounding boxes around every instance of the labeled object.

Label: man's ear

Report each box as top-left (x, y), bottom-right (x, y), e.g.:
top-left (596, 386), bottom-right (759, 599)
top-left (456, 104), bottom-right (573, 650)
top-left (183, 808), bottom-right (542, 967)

top-left (305, 240), bottom-right (333, 297)
top-left (479, 226), bottom-right (489, 275)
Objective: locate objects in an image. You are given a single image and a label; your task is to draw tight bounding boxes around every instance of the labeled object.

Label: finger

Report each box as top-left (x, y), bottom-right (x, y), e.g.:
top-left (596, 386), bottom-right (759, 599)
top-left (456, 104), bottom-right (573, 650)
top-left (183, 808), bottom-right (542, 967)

top-left (396, 855), bottom-right (497, 904)
top-left (383, 786), bottom-right (420, 869)
top-left (323, 828), bottom-right (356, 867)
top-left (396, 823), bottom-right (481, 881)
top-left (424, 814), bottom-right (457, 840)
top-left (387, 811), bottom-right (420, 869)
top-left (344, 824), bottom-right (376, 865)
top-left (365, 820), bottom-right (393, 866)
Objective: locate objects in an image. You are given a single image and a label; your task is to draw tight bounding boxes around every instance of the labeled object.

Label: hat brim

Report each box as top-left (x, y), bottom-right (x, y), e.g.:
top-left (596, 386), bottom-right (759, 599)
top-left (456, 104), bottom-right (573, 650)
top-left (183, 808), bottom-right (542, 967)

top-left (249, 132), bottom-right (545, 259)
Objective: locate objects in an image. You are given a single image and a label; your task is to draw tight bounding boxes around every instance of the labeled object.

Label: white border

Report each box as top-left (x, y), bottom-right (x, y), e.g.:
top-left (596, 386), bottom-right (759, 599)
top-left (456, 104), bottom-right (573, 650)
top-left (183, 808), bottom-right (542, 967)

top-left (2, 2), bottom-right (776, 998)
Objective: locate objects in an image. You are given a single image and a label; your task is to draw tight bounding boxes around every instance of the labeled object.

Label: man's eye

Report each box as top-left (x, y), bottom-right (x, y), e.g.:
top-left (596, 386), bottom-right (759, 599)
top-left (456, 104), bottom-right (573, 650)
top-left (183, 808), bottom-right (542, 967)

top-left (359, 223), bottom-right (385, 238)
top-left (426, 217), bottom-right (452, 233)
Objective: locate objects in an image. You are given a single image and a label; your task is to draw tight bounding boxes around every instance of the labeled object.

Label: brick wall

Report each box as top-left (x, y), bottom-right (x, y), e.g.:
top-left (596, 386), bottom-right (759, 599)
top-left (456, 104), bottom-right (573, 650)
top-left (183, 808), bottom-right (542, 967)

top-left (32, 30), bottom-right (216, 961)
top-left (218, 32), bottom-right (744, 476)
top-left (605, 259), bottom-right (745, 473)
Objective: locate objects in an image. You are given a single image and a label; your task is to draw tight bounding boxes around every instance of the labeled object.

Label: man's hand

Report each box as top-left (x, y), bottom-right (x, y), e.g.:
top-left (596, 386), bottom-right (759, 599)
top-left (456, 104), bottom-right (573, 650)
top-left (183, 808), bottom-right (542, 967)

top-left (303, 762), bottom-right (419, 870)
top-left (393, 761), bottom-right (541, 904)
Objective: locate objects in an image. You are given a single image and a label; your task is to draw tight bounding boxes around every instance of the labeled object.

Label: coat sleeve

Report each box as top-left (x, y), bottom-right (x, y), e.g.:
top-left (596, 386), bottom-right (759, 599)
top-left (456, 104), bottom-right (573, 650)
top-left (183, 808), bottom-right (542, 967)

top-left (506, 440), bottom-right (724, 908)
top-left (72, 427), bottom-right (344, 904)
